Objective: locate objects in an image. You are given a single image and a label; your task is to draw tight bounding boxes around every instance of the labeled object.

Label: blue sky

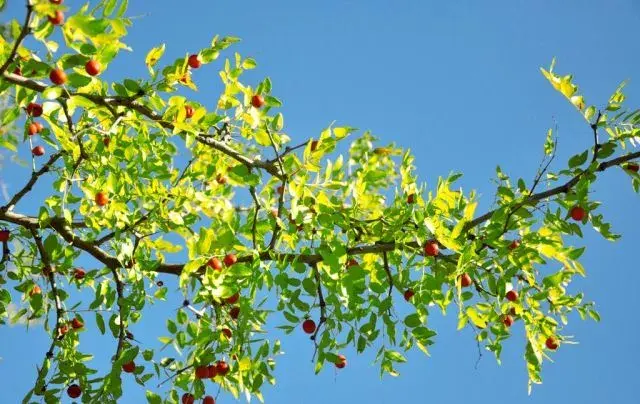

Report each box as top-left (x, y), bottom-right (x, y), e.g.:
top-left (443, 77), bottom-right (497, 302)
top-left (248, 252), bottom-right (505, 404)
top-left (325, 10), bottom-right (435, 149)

top-left (2, 0), bottom-right (640, 403)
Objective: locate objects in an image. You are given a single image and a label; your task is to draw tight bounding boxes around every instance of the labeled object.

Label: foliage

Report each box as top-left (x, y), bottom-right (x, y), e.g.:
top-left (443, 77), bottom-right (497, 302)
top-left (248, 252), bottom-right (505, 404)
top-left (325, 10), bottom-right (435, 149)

top-left (1, 1), bottom-right (640, 403)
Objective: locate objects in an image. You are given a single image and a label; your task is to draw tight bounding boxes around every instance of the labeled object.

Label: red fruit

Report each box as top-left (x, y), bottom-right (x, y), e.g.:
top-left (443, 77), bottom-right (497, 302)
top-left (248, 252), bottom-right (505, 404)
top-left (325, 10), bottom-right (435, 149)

top-left (626, 163), bottom-right (639, 172)
top-left (207, 257), bottom-right (223, 271)
top-left (423, 240), bottom-right (439, 257)
top-left (13, 67), bottom-right (22, 76)
top-left (221, 328), bottom-right (232, 339)
top-left (48, 10), bottom-right (64, 25)
top-left (570, 205), bottom-right (586, 221)
top-left (182, 393), bottom-right (195, 404)
top-left (26, 103), bottom-right (43, 117)
top-left (32, 146), bottom-right (45, 156)
top-left (95, 192), bottom-right (109, 207)
top-left (229, 306), bottom-right (240, 320)
top-left (49, 68), bottom-right (67, 85)
top-left (503, 315), bottom-right (514, 327)
top-left (185, 105), bottom-right (194, 118)
top-left (545, 336), bottom-right (559, 350)
top-left (403, 289), bottom-right (415, 301)
top-left (30, 285), bottom-right (42, 296)
top-left (505, 290), bottom-right (518, 302)
top-left (188, 54), bottom-right (201, 69)
top-left (346, 258), bottom-right (359, 268)
top-left (509, 307), bottom-right (517, 316)
top-left (459, 273), bottom-right (472, 288)
top-left (251, 94), bottom-right (265, 109)
top-left (216, 360), bottom-right (229, 376)
top-left (28, 122), bottom-right (40, 136)
top-left (103, 136), bottom-right (111, 147)
top-left (335, 354), bottom-right (347, 369)
top-left (310, 140), bottom-right (319, 152)
top-left (216, 174), bottom-right (227, 185)
top-left (302, 319), bottom-right (316, 334)
top-left (71, 318), bottom-right (83, 329)
top-left (203, 396), bottom-right (216, 404)
top-left (50, 0), bottom-right (63, 4)
top-left (226, 292), bottom-right (239, 304)
top-left (195, 365), bottom-right (209, 379)
top-left (73, 268), bottom-right (86, 280)
top-left (276, 185), bottom-right (284, 195)
top-left (509, 239), bottom-right (521, 250)
top-left (223, 253), bottom-right (237, 267)
top-left (122, 361), bottom-right (135, 373)
top-left (85, 59), bottom-right (101, 76)
top-left (206, 364), bottom-right (217, 378)
top-left (407, 194), bottom-right (416, 204)
top-left (0, 229), bottom-right (9, 242)
top-left (67, 384), bottom-right (82, 399)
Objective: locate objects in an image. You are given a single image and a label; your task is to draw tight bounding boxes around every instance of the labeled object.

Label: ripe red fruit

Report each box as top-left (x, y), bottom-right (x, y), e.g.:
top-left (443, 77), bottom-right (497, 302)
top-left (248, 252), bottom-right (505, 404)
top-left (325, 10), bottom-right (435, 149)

top-left (206, 364), bottom-right (217, 378)
top-left (48, 10), bottom-right (64, 25)
top-left (67, 384), bottom-right (82, 399)
top-left (509, 239), bottom-right (521, 250)
top-left (73, 268), bottom-right (86, 280)
top-left (216, 360), bottom-right (229, 376)
top-left (195, 365), bottom-right (209, 379)
top-left (13, 66), bottom-right (22, 76)
top-left (346, 258), bottom-right (359, 268)
top-left (182, 393), bottom-right (195, 404)
top-left (545, 336), bottom-right (559, 350)
top-left (85, 59), bottom-right (101, 76)
top-left (32, 146), bottom-right (45, 156)
top-left (216, 174), bottom-right (227, 185)
top-left (26, 103), bottom-right (43, 117)
top-left (509, 307), bottom-right (517, 316)
top-left (188, 54), bottom-right (201, 69)
top-left (223, 253), bottom-right (237, 267)
top-left (403, 289), bottom-right (415, 301)
top-left (59, 324), bottom-right (68, 336)
top-left (459, 273), bottom-right (472, 288)
top-left (50, 0), bottom-right (63, 4)
top-left (95, 192), bottom-right (109, 206)
top-left (49, 68), bottom-right (67, 85)
top-left (207, 257), bottom-right (223, 271)
top-left (423, 240), bottom-right (439, 257)
top-left (185, 105), bottom-right (194, 118)
top-left (335, 354), bottom-right (347, 369)
top-left (310, 140), bottom-right (319, 152)
top-left (226, 292), bottom-right (239, 305)
top-left (276, 185), bottom-right (284, 195)
top-left (505, 290), bottom-right (518, 302)
top-left (570, 205), bottom-right (586, 221)
top-left (30, 285), bottom-right (42, 296)
top-left (103, 137), bottom-right (111, 147)
top-left (229, 306), bottom-right (240, 320)
top-left (28, 122), bottom-right (40, 136)
top-left (503, 315), bottom-right (514, 327)
top-left (626, 163), bottom-right (639, 173)
top-left (221, 328), bottom-right (232, 339)
top-left (0, 229), bottom-right (10, 242)
top-left (251, 94), bottom-right (265, 109)
top-left (122, 361), bottom-right (135, 373)
top-left (302, 319), bottom-right (316, 334)
top-left (71, 318), bottom-right (83, 329)
top-left (407, 194), bottom-right (416, 204)
top-left (203, 396), bottom-right (215, 404)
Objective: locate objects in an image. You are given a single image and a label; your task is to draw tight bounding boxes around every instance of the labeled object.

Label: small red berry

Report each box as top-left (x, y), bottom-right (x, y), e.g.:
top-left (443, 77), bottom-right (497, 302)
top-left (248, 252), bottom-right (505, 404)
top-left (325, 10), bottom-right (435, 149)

top-left (32, 146), bottom-right (45, 156)
top-left (302, 319), bottom-right (316, 334)
top-left (95, 192), bottom-right (109, 207)
top-left (67, 384), bottom-right (82, 399)
top-left (203, 396), bottom-right (215, 404)
top-left (503, 315), bottom-right (514, 327)
top-left (71, 318), bottom-right (83, 330)
top-left (216, 360), bottom-right (229, 376)
top-left (505, 290), bottom-right (518, 302)
top-left (545, 336), bottom-right (559, 350)
top-left (346, 258), bottom-right (359, 269)
top-left (48, 10), bottom-right (64, 25)
top-left (251, 94), bottom-right (265, 108)
top-left (226, 292), bottom-right (239, 305)
top-left (459, 273), bottom-right (472, 288)
top-left (208, 257), bottom-right (223, 271)
top-left (182, 393), bottom-right (195, 404)
top-left (570, 206), bottom-right (586, 221)
top-left (188, 54), bottom-right (201, 69)
top-left (626, 163), bottom-right (639, 173)
top-left (185, 105), bottom-right (194, 118)
top-left (29, 285), bottom-right (42, 296)
top-left (0, 229), bottom-right (9, 242)
top-left (85, 59), bottom-right (101, 76)
top-left (13, 66), bottom-right (22, 76)
top-left (403, 289), bottom-right (415, 301)
top-left (50, 0), bottom-right (63, 4)
top-left (221, 328), bottom-right (232, 339)
top-left (49, 68), bottom-right (67, 85)
top-left (335, 354), bottom-right (347, 369)
top-left (28, 122), bottom-right (40, 136)
top-left (103, 136), bottom-right (111, 147)
top-left (424, 240), bottom-right (439, 257)
top-left (26, 103), bottom-right (43, 117)
top-left (223, 253), bottom-right (237, 267)
top-left (229, 306), bottom-right (240, 320)
top-left (195, 365), bottom-right (209, 379)
top-left (509, 239), bottom-right (521, 250)
top-left (216, 174), bottom-right (227, 185)
top-left (73, 268), bottom-right (86, 280)
top-left (58, 324), bottom-right (68, 336)
top-left (407, 194), bottom-right (416, 204)
top-left (122, 361), bottom-right (135, 373)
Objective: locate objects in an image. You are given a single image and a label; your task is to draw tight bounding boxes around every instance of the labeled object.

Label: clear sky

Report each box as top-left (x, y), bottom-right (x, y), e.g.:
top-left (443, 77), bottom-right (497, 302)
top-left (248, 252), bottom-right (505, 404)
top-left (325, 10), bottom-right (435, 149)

top-left (1, 1), bottom-right (640, 403)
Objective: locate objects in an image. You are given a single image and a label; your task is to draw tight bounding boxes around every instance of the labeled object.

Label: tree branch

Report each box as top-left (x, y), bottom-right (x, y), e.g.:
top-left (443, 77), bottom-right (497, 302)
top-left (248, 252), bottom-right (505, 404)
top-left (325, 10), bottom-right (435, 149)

top-left (0, 2), bottom-right (33, 76)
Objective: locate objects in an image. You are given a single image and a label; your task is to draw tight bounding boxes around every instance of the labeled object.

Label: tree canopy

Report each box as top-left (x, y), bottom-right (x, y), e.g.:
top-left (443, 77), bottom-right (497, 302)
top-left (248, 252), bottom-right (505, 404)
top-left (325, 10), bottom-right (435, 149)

top-left (1, 1), bottom-right (640, 403)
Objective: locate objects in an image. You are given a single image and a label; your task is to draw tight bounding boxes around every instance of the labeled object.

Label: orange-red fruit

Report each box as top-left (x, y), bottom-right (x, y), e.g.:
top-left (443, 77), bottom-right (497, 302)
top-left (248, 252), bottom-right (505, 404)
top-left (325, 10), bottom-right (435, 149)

top-left (30, 285), bottom-right (42, 296)
top-left (49, 68), bottom-right (67, 85)
top-left (403, 289), bottom-right (415, 301)
top-left (85, 59), bottom-right (101, 76)
top-left (59, 324), bottom-right (68, 336)
top-left (188, 54), bottom-right (201, 69)
top-left (195, 365), bottom-right (209, 379)
top-left (32, 146), bottom-right (45, 156)
top-left (74, 268), bottom-right (86, 280)
top-left (407, 194), bottom-right (416, 204)
top-left (229, 306), bottom-right (240, 320)
top-left (50, 0), bottom-right (63, 4)
top-left (302, 319), bottom-right (316, 334)
top-left (626, 163), bottom-right (639, 173)
top-left (545, 336), bottom-right (559, 350)
top-left (95, 192), bottom-right (108, 207)
top-left (71, 318), bottom-right (83, 329)
top-left (226, 292), bottom-right (239, 305)
top-left (122, 361), bottom-right (135, 373)
top-left (223, 253), bottom-right (237, 267)
top-left (0, 229), bottom-right (9, 242)
top-left (459, 273), bottom-right (472, 288)
top-left (216, 360), bottom-right (229, 376)
top-left (509, 239), bottom-right (521, 250)
top-left (13, 67), bottom-right (22, 76)
top-left (185, 105), bottom-right (194, 118)
top-left (424, 240), bottom-right (439, 257)
top-left (503, 315), bottom-right (514, 327)
top-left (335, 354), bottom-right (347, 369)
top-left (346, 258), bottom-right (359, 268)
top-left (570, 206), bottom-right (586, 221)
top-left (203, 396), bottom-right (216, 404)
top-left (251, 94), bottom-right (265, 108)
top-left (26, 103), bottom-right (43, 117)
top-left (67, 384), bottom-right (82, 398)
top-left (221, 328), bottom-right (232, 339)
top-left (208, 257), bottom-right (223, 271)
top-left (505, 290), bottom-right (518, 302)
top-left (28, 122), bottom-right (41, 136)
top-left (276, 185), bottom-right (284, 195)
top-left (49, 10), bottom-right (64, 25)
top-left (206, 364), bottom-right (217, 378)
top-left (216, 174), bottom-right (227, 185)
top-left (182, 393), bottom-right (195, 404)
